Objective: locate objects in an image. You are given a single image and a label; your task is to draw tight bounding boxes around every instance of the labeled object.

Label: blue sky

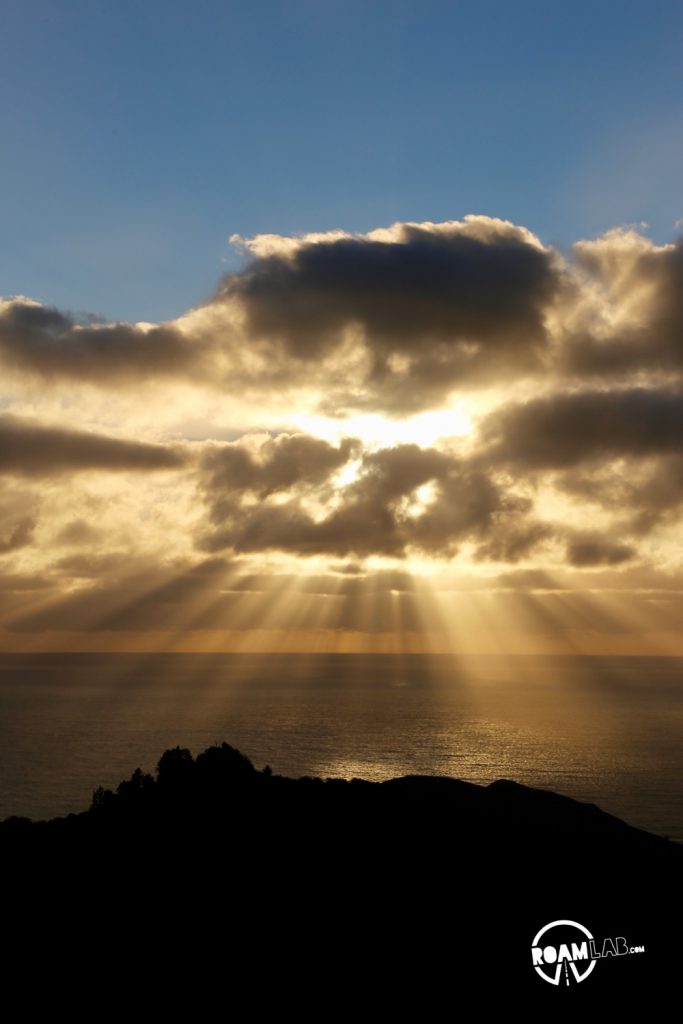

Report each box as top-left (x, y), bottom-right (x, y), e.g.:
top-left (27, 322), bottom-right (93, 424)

top-left (2, 0), bottom-right (682, 322)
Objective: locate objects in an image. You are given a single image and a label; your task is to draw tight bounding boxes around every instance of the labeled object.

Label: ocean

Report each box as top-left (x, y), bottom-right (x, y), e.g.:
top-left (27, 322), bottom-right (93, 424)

top-left (1, 652), bottom-right (681, 840)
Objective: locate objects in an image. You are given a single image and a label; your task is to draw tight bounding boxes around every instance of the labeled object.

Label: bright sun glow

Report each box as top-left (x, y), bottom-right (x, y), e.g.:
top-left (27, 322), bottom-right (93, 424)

top-left (293, 405), bottom-right (475, 449)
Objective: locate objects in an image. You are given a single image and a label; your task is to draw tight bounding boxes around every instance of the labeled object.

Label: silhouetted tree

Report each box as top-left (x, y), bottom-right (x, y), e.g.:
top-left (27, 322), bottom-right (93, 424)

top-left (116, 767), bottom-right (155, 807)
top-left (91, 786), bottom-right (115, 811)
top-left (157, 746), bottom-right (195, 789)
top-left (195, 742), bottom-right (257, 787)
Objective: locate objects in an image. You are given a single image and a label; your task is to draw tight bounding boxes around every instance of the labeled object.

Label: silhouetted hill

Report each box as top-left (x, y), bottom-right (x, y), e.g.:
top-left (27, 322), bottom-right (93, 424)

top-left (2, 742), bottom-right (680, 1006)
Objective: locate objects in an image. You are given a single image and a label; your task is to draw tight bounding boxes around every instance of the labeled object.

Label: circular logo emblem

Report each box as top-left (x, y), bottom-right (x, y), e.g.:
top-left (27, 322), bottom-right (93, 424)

top-left (531, 919), bottom-right (597, 986)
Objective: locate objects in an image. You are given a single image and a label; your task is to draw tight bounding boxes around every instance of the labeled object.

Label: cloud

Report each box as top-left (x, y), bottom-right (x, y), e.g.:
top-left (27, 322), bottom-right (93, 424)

top-left (0, 217), bottom-right (564, 414)
top-left (625, 455), bottom-right (683, 533)
top-left (3, 214), bottom-right (683, 649)
top-left (4, 219), bottom-right (683, 421)
top-left (0, 414), bottom-right (187, 476)
top-left (564, 534), bottom-right (636, 568)
top-left (54, 519), bottom-right (105, 547)
top-left (200, 433), bottom-right (359, 499)
top-left (220, 216), bottom-right (560, 409)
top-left (0, 491), bottom-right (40, 553)
top-left (0, 298), bottom-right (204, 383)
top-left (478, 387), bottom-right (683, 550)
top-left (198, 434), bottom-right (547, 560)
top-left (51, 552), bottom-right (134, 578)
top-left (0, 514), bottom-right (36, 553)
top-left (224, 217), bottom-right (556, 355)
top-left (562, 229), bottom-right (683, 379)
top-left (554, 454), bottom-right (683, 537)
top-left (474, 519), bottom-right (553, 564)
top-left (481, 387), bottom-right (683, 470)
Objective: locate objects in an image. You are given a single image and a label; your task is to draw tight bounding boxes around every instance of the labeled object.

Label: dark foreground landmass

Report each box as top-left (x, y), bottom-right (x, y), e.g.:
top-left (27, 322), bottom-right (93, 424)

top-left (2, 742), bottom-right (681, 1007)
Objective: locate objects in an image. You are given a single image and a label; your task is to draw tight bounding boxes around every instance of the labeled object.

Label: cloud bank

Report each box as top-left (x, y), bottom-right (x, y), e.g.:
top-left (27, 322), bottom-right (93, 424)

top-left (2, 215), bottom-right (683, 649)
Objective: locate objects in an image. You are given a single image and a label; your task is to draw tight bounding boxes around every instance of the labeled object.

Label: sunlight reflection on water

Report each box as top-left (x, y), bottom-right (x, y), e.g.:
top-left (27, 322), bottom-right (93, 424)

top-left (0, 653), bottom-right (681, 840)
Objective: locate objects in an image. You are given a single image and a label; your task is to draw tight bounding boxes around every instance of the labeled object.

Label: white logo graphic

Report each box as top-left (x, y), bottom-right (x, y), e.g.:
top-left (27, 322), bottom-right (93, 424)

top-left (531, 919), bottom-right (597, 985)
top-left (530, 918), bottom-right (646, 986)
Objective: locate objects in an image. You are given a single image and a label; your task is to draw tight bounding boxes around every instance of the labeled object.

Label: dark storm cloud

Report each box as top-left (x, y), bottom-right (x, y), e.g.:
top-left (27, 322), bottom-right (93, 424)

top-left (0, 299), bottom-right (201, 382)
top-left (221, 220), bottom-right (560, 394)
top-left (481, 388), bottom-right (683, 470)
top-left (0, 415), bottom-right (187, 475)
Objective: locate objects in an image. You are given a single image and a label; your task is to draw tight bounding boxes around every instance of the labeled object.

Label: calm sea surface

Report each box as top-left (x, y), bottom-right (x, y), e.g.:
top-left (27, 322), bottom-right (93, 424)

top-left (1, 653), bottom-right (681, 840)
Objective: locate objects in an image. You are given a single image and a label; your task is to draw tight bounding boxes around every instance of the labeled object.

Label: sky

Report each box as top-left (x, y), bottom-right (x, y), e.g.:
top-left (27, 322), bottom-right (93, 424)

top-left (2, 1), bottom-right (683, 656)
